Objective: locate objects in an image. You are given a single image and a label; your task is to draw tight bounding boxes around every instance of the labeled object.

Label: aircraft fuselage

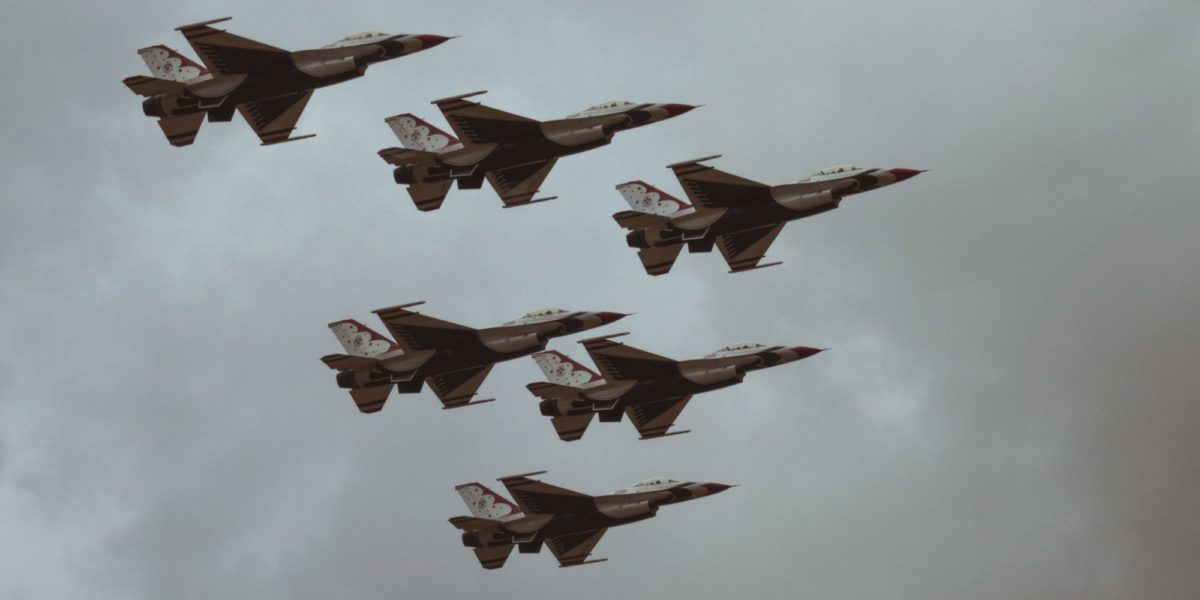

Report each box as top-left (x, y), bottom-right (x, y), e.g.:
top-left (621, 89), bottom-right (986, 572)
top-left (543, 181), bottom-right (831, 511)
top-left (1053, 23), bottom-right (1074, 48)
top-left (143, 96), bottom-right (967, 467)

top-left (629, 168), bottom-right (916, 252)
top-left (141, 38), bottom-right (420, 120)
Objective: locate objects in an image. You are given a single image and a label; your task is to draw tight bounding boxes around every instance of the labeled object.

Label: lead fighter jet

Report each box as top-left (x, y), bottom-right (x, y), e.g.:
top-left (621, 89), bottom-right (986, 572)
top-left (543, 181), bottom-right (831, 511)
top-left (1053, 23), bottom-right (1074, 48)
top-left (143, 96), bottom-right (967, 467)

top-left (321, 302), bottom-right (625, 412)
top-left (378, 92), bottom-right (697, 211)
top-left (614, 156), bottom-right (924, 274)
top-left (122, 17), bottom-right (450, 146)
top-left (527, 333), bottom-right (824, 440)
top-left (450, 471), bottom-right (733, 569)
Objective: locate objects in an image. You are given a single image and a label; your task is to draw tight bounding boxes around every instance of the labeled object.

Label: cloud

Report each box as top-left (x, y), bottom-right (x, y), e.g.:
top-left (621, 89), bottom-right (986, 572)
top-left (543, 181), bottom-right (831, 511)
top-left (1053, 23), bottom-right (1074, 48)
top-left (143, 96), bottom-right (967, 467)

top-left (2, 1), bottom-right (1198, 598)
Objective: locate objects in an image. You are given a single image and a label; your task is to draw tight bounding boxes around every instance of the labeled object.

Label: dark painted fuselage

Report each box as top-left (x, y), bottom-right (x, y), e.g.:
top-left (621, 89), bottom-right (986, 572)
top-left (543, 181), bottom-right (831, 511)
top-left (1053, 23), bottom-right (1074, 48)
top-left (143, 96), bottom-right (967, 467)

top-left (141, 38), bottom-right (425, 120)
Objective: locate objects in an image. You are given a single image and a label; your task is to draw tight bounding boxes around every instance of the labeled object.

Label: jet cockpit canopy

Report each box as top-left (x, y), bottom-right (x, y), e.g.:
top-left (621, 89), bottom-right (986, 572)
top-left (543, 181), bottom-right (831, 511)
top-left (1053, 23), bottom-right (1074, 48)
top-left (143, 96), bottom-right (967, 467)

top-left (810, 164), bottom-right (862, 177)
top-left (615, 477), bottom-right (680, 493)
top-left (504, 307), bottom-right (568, 325)
top-left (567, 100), bottom-right (637, 118)
top-left (705, 342), bottom-right (767, 358)
top-left (323, 31), bottom-right (394, 48)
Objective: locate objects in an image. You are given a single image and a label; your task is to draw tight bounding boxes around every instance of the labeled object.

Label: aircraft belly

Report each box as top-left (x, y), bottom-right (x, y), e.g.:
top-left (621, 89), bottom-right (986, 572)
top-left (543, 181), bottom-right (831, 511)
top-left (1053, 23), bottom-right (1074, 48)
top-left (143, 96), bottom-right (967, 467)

top-left (424, 347), bottom-right (507, 373)
top-left (622, 380), bottom-right (698, 404)
top-left (537, 513), bottom-right (629, 538)
top-left (706, 205), bottom-right (797, 238)
top-left (228, 72), bottom-right (339, 105)
top-left (481, 138), bottom-right (594, 172)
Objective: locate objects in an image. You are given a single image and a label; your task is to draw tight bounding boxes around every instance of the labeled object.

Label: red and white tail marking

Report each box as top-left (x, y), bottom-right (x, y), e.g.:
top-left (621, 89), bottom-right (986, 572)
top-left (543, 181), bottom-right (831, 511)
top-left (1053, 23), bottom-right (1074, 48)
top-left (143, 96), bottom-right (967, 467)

top-left (385, 114), bottom-right (459, 151)
top-left (533, 351), bottom-right (603, 386)
top-left (455, 483), bottom-right (523, 520)
top-left (137, 45), bottom-right (208, 82)
top-left (616, 181), bottom-right (690, 216)
top-left (328, 320), bottom-right (399, 357)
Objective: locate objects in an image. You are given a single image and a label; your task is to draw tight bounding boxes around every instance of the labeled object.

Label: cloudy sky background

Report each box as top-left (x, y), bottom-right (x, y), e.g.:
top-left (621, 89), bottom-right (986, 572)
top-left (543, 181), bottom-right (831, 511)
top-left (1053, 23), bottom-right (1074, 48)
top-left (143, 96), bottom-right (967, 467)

top-left (3, 1), bottom-right (1199, 598)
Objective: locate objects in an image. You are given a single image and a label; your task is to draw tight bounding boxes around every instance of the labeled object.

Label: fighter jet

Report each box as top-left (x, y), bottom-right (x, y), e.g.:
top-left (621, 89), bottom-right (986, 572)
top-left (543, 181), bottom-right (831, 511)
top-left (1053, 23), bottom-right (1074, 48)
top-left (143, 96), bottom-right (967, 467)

top-left (378, 92), bottom-right (697, 211)
top-left (123, 17), bottom-right (450, 146)
top-left (450, 471), bottom-right (734, 569)
top-left (614, 156), bottom-right (924, 275)
top-left (527, 333), bottom-right (824, 440)
top-left (321, 302), bottom-right (625, 412)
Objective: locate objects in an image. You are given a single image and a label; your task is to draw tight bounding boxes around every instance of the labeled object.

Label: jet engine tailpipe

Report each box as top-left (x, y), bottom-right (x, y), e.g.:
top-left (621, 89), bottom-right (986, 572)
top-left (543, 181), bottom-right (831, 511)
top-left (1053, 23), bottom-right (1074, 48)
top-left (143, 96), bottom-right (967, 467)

top-left (462, 530), bottom-right (512, 548)
top-left (539, 398), bottom-right (591, 417)
top-left (142, 96), bottom-right (169, 118)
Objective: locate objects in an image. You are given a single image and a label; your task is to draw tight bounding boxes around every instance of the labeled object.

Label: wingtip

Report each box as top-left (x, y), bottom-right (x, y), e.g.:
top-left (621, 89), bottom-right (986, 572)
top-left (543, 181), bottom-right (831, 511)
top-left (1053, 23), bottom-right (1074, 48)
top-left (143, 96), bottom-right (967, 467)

top-left (498, 470), bottom-right (548, 482)
top-left (175, 16), bottom-right (232, 31)
top-left (667, 154), bottom-right (722, 169)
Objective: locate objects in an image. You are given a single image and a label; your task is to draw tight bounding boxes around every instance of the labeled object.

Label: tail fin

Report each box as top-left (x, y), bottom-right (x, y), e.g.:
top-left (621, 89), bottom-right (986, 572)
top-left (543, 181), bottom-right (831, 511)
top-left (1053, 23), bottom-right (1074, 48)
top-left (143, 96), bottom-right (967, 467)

top-left (455, 482), bottom-right (524, 520)
top-left (616, 181), bottom-right (690, 215)
top-left (532, 351), bottom-right (603, 386)
top-left (328, 320), bottom-right (400, 357)
top-left (137, 45), bottom-right (208, 82)
top-left (385, 114), bottom-right (459, 151)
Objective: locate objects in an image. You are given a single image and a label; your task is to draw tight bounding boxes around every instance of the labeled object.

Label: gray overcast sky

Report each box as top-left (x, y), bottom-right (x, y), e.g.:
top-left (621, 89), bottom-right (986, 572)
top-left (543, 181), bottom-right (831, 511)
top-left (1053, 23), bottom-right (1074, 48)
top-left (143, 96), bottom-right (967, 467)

top-left (3, 1), bottom-right (1199, 598)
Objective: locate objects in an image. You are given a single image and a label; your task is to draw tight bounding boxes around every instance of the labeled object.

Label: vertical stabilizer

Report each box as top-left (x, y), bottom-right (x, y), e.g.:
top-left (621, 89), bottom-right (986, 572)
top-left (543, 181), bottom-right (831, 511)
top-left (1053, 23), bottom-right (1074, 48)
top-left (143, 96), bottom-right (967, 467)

top-left (616, 181), bottom-right (690, 215)
top-left (455, 482), bottom-right (524, 520)
top-left (328, 320), bottom-right (400, 357)
top-left (533, 351), bottom-right (603, 386)
top-left (385, 114), bottom-right (460, 151)
top-left (138, 45), bottom-right (208, 82)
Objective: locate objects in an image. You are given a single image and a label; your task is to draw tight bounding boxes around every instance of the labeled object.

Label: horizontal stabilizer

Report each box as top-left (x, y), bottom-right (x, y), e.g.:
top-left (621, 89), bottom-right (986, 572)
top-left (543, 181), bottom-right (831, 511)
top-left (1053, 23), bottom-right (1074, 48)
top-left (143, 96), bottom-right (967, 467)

top-left (122, 75), bottom-right (186, 97)
top-left (157, 112), bottom-right (206, 147)
top-left (612, 209), bottom-right (671, 231)
top-left (448, 516), bottom-right (502, 531)
top-left (637, 244), bottom-right (684, 276)
top-left (407, 180), bottom-right (453, 212)
top-left (474, 544), bottom-right (514, 570)
top-left (319, 353), bottom-right (378, 371)
top-left (527, 381), bottom-right (584, 400)
top-left (378, 147), bottom-right (438, 165)
top-left (552, 413), bottom-right (595, 442)
top-left (349, 385), bottom-right (392, 414)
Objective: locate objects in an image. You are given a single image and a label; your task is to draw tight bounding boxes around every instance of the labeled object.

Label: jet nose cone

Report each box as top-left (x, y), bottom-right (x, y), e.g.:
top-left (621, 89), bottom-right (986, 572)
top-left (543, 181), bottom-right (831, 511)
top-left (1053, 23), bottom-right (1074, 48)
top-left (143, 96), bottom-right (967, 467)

top-left (889, 168), bottom-right (924, 182)
top-left (789, 346), bottom-right (826, 360)
top-left (415, 34), bottom-right (453, 48)
top-left (701, 483), bottom-right (735, 495)
top-left (596, 312), bottom-right (628, 325)
top-left (661, 103), bottom-right (699, 118)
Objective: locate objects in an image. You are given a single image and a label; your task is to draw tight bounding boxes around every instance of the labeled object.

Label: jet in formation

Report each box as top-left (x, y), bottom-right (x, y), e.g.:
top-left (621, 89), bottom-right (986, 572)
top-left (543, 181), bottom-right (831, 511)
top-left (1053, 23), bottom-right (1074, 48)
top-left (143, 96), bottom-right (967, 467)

top-left (614, 156), bottom-right (924, 274)
top-left (321, 302), bottom-right (625, 412)
top-left (450, 471), bottom-right (733, 569)
top-left (527, 333), bottom-right (823, 440)
top-left (378, 92), bottom-right (697, 211)
top-left (123, 17), bottom-right (450, 146)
